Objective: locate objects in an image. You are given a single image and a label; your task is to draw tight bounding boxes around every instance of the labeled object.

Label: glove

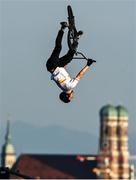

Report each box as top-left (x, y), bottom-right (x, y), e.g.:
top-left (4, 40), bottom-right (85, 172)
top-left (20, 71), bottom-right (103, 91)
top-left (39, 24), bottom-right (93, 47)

top-left (87, 59), bottom-right (96, 66)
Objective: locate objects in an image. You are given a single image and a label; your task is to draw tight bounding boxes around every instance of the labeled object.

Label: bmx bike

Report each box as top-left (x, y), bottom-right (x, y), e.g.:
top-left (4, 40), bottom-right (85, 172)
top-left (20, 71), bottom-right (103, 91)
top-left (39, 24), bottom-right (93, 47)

top-left (67, 5), bottom-right (96, 62)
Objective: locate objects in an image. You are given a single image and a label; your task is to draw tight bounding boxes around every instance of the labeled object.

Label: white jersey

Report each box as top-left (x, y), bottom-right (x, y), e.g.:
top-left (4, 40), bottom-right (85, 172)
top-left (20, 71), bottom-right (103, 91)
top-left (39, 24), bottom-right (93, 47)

top-left (51, 67), bottom-right (79, 92)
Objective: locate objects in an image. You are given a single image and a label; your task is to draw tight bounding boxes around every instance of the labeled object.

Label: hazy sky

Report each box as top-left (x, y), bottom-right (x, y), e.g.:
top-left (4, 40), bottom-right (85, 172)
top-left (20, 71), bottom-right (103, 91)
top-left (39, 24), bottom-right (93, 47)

top-left (1, 0), bottom-right (136, 137)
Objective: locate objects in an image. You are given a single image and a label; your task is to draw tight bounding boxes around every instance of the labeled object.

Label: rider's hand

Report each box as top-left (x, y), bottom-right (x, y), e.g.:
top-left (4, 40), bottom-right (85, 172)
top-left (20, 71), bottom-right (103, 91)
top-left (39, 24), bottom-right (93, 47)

top-left (87, 59), bottom-right (96, 66)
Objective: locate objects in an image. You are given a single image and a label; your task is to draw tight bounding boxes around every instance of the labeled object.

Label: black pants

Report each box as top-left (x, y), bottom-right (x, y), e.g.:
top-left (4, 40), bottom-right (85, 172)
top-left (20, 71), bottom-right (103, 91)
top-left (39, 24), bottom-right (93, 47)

top-left (46, 29), bottom-right (77, 72)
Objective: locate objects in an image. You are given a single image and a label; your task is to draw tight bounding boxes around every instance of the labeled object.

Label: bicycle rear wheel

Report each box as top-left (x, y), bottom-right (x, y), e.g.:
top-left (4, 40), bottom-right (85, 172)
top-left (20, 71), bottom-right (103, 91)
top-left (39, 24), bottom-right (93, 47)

top-left (67, 5), bottom-right (77, 50)
top-left (67, 5), bottom-right (74, 25)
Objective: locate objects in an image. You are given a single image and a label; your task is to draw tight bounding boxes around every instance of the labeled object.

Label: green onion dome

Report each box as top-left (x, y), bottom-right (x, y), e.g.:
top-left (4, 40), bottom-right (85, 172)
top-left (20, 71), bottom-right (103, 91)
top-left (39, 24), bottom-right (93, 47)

top-left (116, 105), bottom-right (128, 117)
top-left (100, 104), bottom-right (118, 118)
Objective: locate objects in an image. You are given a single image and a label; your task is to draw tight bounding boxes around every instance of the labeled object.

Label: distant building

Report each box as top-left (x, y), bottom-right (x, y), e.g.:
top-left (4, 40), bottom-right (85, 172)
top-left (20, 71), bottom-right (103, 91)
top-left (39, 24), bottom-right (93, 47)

top-left (11, 154), bottom-right (98, 179)
top-left (1, 104), bottom-right (134, 179)
top-left (96, 105), bottom-right (131, 179)
top-left (1, 120), bottom-right (16, 169)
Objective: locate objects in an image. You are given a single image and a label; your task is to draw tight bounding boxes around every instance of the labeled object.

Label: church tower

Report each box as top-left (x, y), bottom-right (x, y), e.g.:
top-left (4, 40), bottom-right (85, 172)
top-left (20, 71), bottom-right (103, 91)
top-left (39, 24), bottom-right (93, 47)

top-left (117, 105), bottom-right (130, 179)
top-left (97, 104), bottom-right (119, 179)
top-left (96, 104), bottom-right (131, 179)
top-left (1, 120), bottom-right (16, 169)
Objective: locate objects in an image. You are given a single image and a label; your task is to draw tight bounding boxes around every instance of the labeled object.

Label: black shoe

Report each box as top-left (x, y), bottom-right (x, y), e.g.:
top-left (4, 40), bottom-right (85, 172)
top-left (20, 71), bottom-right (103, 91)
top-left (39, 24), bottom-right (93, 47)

top-left (77, 30), bottom-right (83, 36)
top-left (87, 59), bottom-right (96, 66)
top-left (76, 30), bottom-right (83, 39)
top-left (60, 22), bottom-right (68, 29)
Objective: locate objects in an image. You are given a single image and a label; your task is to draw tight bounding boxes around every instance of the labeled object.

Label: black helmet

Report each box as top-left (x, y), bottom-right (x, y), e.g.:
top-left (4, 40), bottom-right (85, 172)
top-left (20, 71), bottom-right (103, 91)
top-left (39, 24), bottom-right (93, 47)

top-left (59, 92), bottom-right (71, 103)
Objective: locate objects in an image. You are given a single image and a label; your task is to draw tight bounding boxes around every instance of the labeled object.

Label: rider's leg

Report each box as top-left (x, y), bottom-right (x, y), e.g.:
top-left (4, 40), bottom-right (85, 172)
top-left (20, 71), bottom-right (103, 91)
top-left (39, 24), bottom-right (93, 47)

top-left (46, 29), bottom-right (64, 72)
top-left (58, 41), bottom-right (78, 67)
top-left (48, 22), bottom-right (68, 59)
top-left (50, 29), bottom-right (64, 59)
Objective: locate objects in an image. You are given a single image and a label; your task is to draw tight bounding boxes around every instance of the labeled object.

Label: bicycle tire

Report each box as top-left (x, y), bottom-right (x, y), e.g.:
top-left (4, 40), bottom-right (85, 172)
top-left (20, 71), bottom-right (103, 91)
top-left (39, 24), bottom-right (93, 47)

top-left (67, 5), bottom-right (77, 50)
top-left (67, 5), bottom-right (74, 23)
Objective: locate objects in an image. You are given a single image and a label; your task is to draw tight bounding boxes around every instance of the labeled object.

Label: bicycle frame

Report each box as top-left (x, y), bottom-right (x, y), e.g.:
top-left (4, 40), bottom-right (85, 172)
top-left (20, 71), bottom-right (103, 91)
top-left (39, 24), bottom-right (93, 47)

top-left (73, 51), bottom-right (90, 61)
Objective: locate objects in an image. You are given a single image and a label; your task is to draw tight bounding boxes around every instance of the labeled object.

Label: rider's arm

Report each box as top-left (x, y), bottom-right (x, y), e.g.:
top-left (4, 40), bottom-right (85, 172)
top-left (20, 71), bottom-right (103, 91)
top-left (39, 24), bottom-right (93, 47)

top-left (75, 65), bottom-right (90, 81)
